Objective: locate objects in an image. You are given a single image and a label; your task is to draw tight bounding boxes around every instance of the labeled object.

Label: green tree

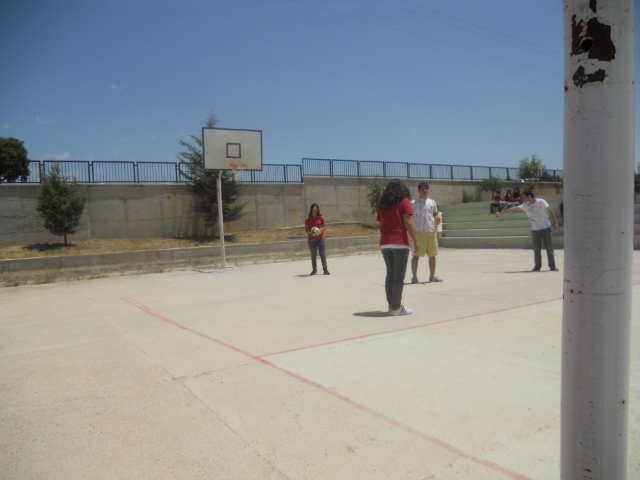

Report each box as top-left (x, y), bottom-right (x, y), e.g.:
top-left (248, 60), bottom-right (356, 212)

top-left (36, 162), bottom-right (86, 245)
top-left (477, 176), bottom-right (506, 192)
top-left (179, 112), bottom-right (246, 231)
top-left (517, 155), bottom-right (547, 182)
top-left (366, 175), bottom-right (387, 214)
top-left (0, 137), bottom-right (30, 183)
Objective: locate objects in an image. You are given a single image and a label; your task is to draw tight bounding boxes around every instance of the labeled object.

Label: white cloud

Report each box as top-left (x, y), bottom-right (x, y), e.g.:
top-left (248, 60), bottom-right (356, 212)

top-left (2, 124), bottom-right (10, 129)
top-left (109, 84), bottom-right (124, 90)
top-left (150, 134), bottom-right (157, 139)
top-left (36, 116), bottom-right (54, 124)
top-left (44, 152), bottom-right (70, 160)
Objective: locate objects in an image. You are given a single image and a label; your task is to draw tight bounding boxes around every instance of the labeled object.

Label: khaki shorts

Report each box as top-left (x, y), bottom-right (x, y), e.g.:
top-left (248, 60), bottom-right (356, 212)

top-left (412, 232), bottom-right (438, 257)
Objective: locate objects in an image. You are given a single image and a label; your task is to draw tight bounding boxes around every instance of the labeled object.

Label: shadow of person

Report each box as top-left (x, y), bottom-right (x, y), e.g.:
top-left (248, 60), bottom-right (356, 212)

top-left (503, 270), bottom-right (541, 274)
top-left (294, 274), bottom-right (315, 277)
top-left (353, 311), bottom-right (390, 318)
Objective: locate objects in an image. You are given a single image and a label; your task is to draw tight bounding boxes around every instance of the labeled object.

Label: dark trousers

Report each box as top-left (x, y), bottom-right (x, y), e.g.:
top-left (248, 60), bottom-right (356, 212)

top-left (381, 248), bottom-right (410, 310)
top-left (490, 203), bottom-right (501, 214)
top-left (532, 228), bottom-right (556, 270)
top-left (308, 238), bottom-right (327, 272)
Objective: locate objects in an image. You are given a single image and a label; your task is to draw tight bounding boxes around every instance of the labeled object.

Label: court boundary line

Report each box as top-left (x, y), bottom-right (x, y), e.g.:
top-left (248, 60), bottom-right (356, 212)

top-left (259, 296), bottom-right (563, 358)
top-left (122, 296), bottom-right (533, 480)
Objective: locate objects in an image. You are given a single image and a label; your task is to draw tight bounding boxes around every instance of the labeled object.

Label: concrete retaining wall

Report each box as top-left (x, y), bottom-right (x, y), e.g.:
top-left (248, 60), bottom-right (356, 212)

top-left (0, 178), bottom-right (563, 245)
top-left (0, 235), bottom-right (381, 286)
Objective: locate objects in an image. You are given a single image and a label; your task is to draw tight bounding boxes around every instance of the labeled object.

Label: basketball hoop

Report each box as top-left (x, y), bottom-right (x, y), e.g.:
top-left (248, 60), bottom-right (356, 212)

top-left (229, 163), bottom-right (247, 183)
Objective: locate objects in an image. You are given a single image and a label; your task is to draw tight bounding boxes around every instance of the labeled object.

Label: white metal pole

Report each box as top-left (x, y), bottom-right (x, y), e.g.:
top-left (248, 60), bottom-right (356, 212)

top-left (217, 171), bottom-right (226, 268)
top-left (562, 0), bottom-right (634, 478)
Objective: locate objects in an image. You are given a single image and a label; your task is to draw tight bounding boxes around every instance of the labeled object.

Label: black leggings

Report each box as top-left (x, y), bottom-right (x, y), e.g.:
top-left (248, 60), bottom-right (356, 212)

top-left (308, 238), bottom-right (327, 272)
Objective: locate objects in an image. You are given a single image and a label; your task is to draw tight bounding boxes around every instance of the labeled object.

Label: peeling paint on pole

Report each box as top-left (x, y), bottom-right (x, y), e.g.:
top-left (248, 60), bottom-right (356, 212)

top-left (562, 0), bottom-right (634, 478)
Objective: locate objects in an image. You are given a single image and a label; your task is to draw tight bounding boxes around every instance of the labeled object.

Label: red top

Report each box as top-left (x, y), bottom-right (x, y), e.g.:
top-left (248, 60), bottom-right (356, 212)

top-left (504, 193), bottom-right (513, 202)
top-left (305, 215), bottom-right (325, 240)
top-left (493, 193), bottom-right (503, 201)
top-left (376, 197), bottom-right (414, 247)
top-left (512, 192), bottom-right (522, 202)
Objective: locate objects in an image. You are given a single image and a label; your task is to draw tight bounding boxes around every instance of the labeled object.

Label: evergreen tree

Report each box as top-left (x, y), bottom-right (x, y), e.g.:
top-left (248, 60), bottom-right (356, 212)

top-left (178, 112), bottom-right (246, 232)
top-left (0, 137), bottom-right (30, 183)
top-left (36, 162), bottom-right (86, 245)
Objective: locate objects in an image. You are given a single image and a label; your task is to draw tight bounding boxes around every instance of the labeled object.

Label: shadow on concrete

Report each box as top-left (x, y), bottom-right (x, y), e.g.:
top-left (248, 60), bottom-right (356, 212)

top-left (353, 311), bottom-right (389, 318)
top-left (294, 274), bottom-right (315, 277)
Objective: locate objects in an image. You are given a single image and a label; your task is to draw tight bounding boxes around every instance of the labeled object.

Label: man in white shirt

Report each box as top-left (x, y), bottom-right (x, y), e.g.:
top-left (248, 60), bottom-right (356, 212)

top-left (496, 190), bottom-right (559, 272)
top-left (410, 182), bottom-right (443, 283)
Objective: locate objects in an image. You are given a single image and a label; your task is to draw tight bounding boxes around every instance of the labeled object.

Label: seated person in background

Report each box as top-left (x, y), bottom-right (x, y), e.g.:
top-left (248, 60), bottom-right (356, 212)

top-left (504, 189), bottom-right (513, 202)
top-left (490, 190), bottom-right (503, 214)
top-left (512, 187), bottom-right (523, 204)
top-left (500, 188), bottom-right (517, 211)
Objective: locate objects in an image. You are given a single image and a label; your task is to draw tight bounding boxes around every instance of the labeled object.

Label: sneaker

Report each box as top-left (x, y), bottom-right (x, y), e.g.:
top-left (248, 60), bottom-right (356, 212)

top-left (550, 267), bottom-right (559, 272)
top-left (390, 305), bottom-right (412, 316)
top-left (411, 276), bottom-right (419, 284)
top-left (323, 270), bottom-right (330, 275)
top-left (310, 270), bottom-right (317, 276)
top-left (531, 267), bottom-right (541, 272)
top-left (429, 276), bottom-right (443, 283)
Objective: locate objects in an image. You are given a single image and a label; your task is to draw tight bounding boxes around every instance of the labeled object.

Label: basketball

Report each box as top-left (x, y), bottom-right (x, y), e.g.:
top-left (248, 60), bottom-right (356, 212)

top-left (311, 227), bottom-right (321, 236)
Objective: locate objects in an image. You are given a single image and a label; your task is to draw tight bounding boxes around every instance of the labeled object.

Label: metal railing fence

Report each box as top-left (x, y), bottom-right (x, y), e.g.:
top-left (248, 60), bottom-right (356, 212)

top-left (4, 160), bottom-right (562, 184)
top-left (302, 158), bottom-right (562, 181)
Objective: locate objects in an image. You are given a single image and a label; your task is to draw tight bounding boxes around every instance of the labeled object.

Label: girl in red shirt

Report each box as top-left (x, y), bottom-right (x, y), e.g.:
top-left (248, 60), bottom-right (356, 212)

top-left (376, 180), bottom-right (419, 315)
top-left (305, 203), bottom-right (329, 275)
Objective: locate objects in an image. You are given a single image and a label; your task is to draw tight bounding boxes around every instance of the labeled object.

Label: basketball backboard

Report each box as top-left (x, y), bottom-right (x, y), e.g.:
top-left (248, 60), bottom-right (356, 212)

top-left (202, 128), bottom-right (262, 171)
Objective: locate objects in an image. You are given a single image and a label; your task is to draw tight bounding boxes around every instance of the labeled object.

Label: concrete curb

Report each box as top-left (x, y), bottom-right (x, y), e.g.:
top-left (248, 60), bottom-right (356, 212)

top-left (0, 235), bottom-right (381, 287)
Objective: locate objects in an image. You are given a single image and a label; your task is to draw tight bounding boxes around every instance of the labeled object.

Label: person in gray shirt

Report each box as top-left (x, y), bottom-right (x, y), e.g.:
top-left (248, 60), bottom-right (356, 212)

top-left (496, 190), bottom-right (559, 272)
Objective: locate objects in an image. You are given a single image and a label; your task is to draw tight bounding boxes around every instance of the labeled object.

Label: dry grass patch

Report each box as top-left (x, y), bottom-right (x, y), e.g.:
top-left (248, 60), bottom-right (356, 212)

top-left (0, 223), bottom-right (380, 260)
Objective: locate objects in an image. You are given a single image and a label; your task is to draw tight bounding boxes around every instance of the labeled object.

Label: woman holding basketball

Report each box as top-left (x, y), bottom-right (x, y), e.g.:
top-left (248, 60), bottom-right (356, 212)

top-left (305, 203), bottom-right (329, 275)
top-left (377, 179), bottom-right (418, 315)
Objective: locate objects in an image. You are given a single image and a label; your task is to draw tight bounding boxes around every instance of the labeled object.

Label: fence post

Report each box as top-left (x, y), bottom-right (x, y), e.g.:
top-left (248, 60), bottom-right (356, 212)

top-left (134, 163), bottom-right (139, 183)
top-left (470, 167), bottom-right (474, 180)
top-left (406, 163), bottom-right (410, 178)
top-left (330, 160), bottom-right (333, 177)
top-left (175, 163), bottom-right (179, 183)
top-left (284, 165), bottom-right (288, 183)
top-left (251, 171), bottom-right (255, 183)
top-left (39, 162), bottom-right (44, 183)
top-left (450, 165), bottom-right (454, 180)
top-left (357, 161), bottom-right (360, 177)
top-left (429, 165), bottom-right (432, 179)
top-left (489, 167), bottom-right (492, 178)
top-left (383, 162), bottom-right (386, 178)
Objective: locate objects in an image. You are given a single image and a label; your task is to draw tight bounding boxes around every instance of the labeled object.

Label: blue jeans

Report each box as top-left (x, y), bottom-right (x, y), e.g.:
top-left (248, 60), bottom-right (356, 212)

top-left (381, 248), bottom-right (410, 310)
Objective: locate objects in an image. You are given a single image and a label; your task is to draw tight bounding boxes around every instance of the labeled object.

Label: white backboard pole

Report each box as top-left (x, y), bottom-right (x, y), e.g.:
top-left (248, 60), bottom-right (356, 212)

top-left (217, 171), bottom-right (226, 268)
top-left (562, 0), bottom-right (634, 478)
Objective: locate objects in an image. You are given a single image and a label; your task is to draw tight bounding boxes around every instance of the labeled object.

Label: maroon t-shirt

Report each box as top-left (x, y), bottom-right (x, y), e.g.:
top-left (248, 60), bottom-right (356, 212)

top-left (305, 215), bottom-right (325, 240)
top-left (376, 197), bottom-right (414, 247)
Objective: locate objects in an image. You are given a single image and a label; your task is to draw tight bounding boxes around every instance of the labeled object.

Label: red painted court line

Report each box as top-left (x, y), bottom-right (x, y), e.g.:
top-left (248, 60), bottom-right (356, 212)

top-left (122, 296), bottom-right (534, 480)
top-left (259, 296), bottom-right (563, 358)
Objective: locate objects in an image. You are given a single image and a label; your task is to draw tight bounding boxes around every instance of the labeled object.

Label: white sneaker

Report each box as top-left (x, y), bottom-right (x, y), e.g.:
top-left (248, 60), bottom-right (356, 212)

top-left (429, 276), bottom-right (443, 283)
top-left (411, 276), bottom-right (419, 284)
top-left (389, 305), bottom-right (412, 316)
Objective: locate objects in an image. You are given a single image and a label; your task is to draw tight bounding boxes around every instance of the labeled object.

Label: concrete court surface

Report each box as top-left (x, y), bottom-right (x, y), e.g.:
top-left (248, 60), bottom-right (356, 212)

top-left (1, 248), bottom-right (639, 480)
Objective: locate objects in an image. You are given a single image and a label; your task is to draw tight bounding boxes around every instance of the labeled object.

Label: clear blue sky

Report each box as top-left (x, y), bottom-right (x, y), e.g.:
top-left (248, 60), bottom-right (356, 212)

top-left (1, 0), bottom-right (638, 170)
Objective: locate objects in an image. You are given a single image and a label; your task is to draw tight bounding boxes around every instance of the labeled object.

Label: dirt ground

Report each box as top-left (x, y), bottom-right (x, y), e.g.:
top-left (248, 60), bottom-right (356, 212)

top-left (0, 223), bottom-right (380, 261)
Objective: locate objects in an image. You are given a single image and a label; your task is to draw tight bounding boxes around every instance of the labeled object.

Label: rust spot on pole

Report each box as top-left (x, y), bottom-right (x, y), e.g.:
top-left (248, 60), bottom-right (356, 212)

top-left (571, 15), bottom-right (616, 61)
top-left (573, 66), bottom-right (606, 87)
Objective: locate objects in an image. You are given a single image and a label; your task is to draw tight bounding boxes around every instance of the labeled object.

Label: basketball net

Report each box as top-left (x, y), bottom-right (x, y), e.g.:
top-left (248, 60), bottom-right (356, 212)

top-left (229, 163), bottom-right (247, 183)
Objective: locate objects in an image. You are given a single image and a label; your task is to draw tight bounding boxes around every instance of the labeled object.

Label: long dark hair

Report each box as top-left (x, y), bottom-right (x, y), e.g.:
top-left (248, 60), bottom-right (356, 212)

top-left (378, 179), bottom-right (411, 210)
top-left (308, 203), bottom-right (321, 217)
